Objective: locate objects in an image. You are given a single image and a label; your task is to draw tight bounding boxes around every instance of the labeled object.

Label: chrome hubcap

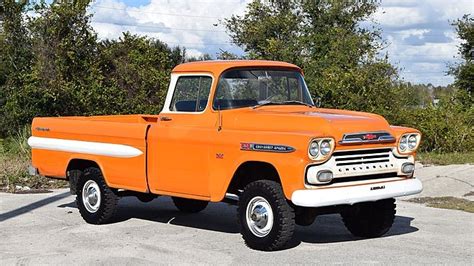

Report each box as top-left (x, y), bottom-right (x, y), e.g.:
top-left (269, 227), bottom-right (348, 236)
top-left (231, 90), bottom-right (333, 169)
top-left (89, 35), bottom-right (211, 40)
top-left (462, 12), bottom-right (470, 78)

top-left (82, 180), bottom-right (101, 213)
top-left (246, 196), bottom-right (274, 237)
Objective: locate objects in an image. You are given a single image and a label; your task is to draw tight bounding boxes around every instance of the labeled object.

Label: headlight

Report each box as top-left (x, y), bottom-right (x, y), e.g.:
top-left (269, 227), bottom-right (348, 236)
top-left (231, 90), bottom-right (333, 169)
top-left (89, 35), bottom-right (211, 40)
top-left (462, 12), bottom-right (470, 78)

top-left (398, 133), bottom-right (420, 154)
top-left (320, 140), bottom-right (331, 155)
top-left (408, 135), bottom-right (417, 149)
top-left (399, 135), bottom-right (408, 151)
top-left (309, 141), bottom-right (319, 157)
top-left (308, 138), bottom-right (334, 161)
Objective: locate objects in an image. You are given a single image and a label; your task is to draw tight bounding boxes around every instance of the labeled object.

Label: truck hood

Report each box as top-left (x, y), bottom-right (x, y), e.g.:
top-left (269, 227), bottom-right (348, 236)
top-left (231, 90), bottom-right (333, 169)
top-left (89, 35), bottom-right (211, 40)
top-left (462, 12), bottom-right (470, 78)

top-left (225, 106), bottom-right (392, 141)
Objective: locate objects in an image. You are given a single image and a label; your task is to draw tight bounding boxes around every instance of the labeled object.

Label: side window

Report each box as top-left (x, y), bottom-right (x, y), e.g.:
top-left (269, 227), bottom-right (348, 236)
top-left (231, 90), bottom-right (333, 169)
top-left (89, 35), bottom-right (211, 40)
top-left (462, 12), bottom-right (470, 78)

top-left (170, 76), bottom-right (212, 112)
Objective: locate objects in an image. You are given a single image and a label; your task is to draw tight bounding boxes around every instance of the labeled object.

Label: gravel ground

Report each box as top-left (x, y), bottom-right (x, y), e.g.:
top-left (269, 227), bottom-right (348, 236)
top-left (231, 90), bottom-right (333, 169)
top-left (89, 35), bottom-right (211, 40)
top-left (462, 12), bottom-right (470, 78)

top-left (0, 164), bottom-right (473, 265)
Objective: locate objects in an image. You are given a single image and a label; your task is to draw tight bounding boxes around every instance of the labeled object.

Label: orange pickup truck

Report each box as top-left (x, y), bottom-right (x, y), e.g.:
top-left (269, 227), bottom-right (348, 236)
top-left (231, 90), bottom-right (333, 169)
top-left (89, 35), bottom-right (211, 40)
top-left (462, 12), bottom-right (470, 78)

top-left (28, 60), bottom-right (422, 251)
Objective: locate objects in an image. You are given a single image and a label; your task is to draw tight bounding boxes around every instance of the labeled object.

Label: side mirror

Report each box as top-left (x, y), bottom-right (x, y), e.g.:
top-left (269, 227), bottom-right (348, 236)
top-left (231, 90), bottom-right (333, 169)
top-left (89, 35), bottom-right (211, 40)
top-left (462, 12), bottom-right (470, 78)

top-left (314, 97), bottom-right (322, 108)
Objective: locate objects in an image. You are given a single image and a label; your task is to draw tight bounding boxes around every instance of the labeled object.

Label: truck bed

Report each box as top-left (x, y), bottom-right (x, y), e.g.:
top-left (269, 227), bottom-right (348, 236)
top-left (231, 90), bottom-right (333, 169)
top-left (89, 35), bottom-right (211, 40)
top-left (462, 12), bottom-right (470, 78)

top-left (29, 115), bottom-right (159, 192)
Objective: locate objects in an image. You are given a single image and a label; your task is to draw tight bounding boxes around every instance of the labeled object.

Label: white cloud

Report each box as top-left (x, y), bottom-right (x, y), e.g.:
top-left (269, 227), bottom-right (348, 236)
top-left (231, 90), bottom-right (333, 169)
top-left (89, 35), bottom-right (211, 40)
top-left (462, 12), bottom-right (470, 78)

top-left (88, 0), bottom-right (249, 55)
top-left (87, 0), bottom-right (469, 86)
top-left (372, 0), bottom-right (469, 85)
top-left (185, 48), bottom-right (204, 58)
top-left (373, 7), bottom-right (427, 28)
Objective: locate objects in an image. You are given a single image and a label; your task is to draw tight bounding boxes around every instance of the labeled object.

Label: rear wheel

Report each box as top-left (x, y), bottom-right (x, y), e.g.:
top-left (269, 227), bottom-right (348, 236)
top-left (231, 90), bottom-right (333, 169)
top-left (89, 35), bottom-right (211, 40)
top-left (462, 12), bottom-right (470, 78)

top-left (238, 180), bottom-right (295, 251)
top-left (341, 198), bottom-right (396, 238)
top-left (76, 167), bottom-right (118, 224)
top-left (172, 197), bottom-right (208, 213)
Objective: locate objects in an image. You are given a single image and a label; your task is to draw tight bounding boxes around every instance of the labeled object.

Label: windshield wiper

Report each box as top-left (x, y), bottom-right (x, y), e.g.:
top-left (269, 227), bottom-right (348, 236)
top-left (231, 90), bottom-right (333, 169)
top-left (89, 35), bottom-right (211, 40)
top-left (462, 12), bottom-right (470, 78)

top-left (252, 100), bottom-right (314, 109)
top-left (281, 100), bottom-right (314, 108)
top-left (252, 101), bottom-right (281, 109)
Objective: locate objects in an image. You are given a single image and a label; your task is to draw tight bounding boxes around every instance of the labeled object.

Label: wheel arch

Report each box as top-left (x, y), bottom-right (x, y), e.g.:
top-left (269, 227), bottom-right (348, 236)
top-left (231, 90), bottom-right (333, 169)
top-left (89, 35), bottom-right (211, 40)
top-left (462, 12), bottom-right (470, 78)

top-left (226, 160), bottom-right (281, 195)
top-left (66, 158), bottom-right (105, 194)
top-left (66, 158), bottom-right (102, 176)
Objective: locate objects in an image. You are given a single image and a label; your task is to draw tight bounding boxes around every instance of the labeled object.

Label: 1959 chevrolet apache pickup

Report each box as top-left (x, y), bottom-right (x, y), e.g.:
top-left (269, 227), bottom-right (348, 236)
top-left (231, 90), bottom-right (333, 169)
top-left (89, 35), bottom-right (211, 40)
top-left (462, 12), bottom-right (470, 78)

top-left (28, 60), bottom-right (423, 251)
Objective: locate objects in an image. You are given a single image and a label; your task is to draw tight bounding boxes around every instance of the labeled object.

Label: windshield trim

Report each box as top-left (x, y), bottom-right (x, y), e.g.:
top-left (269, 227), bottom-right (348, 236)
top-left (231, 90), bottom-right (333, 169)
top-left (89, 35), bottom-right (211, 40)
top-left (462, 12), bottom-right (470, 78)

top-left (211, 67), bottom-right (312, 111)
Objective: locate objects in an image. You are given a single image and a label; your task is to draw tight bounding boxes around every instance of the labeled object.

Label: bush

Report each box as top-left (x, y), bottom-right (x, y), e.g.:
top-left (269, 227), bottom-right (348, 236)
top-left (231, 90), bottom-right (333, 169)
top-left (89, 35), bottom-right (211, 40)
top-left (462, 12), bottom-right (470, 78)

top-left (391, 99), bottom-right (473, 153)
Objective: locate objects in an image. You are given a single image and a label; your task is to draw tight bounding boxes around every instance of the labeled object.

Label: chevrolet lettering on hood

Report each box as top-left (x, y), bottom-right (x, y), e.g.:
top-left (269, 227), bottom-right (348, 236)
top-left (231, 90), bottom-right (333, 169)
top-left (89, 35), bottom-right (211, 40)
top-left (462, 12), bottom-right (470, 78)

top-left (241, 143), bottom-right (295, 153)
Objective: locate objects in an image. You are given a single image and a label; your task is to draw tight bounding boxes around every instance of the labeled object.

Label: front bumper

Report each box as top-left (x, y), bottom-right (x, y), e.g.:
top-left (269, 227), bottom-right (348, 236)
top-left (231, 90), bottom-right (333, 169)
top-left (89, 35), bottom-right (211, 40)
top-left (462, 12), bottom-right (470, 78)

top-left (291, 178), bottom-right (422, 207)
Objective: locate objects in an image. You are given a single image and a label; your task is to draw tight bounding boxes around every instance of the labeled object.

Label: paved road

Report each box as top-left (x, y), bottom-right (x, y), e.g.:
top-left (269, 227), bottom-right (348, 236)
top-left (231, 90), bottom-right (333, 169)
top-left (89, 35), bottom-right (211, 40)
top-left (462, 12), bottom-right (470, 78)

top-left (413, 163), bottom-right (474, 200)
top-left (1, 187), bottom-right (473, 265)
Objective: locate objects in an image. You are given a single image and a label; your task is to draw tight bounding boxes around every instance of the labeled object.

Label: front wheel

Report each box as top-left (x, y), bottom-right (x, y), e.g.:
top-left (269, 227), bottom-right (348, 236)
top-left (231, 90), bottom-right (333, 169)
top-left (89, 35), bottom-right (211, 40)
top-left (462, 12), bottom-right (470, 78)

top-left (76, 167), bottom-right (118, 224)
top-left (341, 198), bottom-right (396, 238)
top-left (238, 180), bottom-right (295, 251)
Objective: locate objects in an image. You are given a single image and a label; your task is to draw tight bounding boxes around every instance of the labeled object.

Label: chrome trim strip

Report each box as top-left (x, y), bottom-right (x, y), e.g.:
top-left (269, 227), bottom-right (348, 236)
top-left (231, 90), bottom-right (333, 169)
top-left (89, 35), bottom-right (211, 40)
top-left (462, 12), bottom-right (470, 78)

top-left (339, 131), bottom-right (396, 145)
top-left (338, 137), bottom-right (396, 145)
top-left (28, 136), bottom-right (143, 158)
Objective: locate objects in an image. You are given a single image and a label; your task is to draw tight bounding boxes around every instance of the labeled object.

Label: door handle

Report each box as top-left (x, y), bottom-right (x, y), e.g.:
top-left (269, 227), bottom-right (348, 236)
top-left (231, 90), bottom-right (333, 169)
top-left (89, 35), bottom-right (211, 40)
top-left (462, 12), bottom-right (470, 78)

top-left (160, 116), bottom-right (172, 121)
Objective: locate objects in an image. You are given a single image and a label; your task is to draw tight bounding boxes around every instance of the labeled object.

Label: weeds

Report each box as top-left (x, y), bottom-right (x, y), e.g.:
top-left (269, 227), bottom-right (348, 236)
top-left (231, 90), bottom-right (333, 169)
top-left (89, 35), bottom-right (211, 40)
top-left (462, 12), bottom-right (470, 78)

top-left (0, 125), bottom-right (67, 192)
top-left (408, 197), bottom-right (474, 213)
top-left (417, 151), bottom-right (474, 165)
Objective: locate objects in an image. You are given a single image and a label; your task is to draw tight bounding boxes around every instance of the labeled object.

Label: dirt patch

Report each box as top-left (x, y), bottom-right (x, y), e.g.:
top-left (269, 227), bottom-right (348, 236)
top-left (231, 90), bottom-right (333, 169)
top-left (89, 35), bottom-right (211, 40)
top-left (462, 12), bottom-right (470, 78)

top-left (463, 191), bottom-right (474, 197)
top-left (0, 188), bottom-right (54, 194)
top-left (407, 197), bottom-right (474, 213)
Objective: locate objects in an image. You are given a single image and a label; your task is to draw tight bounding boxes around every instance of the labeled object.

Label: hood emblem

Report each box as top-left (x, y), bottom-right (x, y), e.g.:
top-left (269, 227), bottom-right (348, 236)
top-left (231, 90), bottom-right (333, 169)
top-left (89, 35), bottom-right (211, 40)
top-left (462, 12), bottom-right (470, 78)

top-left (363, 133), bottom-right (377, 140)
top-left (339, 131), bottom-right (395, 145)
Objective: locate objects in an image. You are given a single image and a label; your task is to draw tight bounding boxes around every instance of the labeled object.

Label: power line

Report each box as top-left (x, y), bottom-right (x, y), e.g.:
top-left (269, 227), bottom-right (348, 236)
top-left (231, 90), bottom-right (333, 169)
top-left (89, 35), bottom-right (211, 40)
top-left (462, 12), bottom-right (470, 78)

top-left (92, 21), bottom-right (227, 33)
top-left (92, 6), bottom-right (455, 38)
top-left (92, 5), bottom-right (224, 19)
top-left (381, 31), bottom-right (454, 37)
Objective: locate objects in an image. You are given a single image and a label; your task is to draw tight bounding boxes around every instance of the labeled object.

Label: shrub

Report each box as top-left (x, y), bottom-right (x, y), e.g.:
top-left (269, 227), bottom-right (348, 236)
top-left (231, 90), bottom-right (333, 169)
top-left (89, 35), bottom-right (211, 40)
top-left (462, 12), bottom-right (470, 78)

top-left (391, 99), bottom-right (473, 153)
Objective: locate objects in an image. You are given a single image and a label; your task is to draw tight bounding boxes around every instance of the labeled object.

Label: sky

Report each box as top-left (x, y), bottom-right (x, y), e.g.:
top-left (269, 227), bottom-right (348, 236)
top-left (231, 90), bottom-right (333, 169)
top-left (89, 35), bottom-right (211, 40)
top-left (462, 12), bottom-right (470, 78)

top-left (87, 0), bottom-right (474, 86)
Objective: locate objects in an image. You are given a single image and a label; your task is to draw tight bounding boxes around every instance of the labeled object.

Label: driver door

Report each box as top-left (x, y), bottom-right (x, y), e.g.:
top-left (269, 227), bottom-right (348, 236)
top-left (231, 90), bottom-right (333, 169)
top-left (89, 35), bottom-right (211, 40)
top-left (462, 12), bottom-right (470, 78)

top-left (147, 75), bottom-right (214, 197)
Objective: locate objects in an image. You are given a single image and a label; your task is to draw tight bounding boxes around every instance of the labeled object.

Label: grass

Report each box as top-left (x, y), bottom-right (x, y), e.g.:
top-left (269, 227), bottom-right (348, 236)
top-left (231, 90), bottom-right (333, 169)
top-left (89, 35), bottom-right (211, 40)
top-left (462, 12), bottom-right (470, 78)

top-left (417, 151), bottom-right (474, 165)
top-left (407, 197), bottom-right (474, 213)
top-left (0, 126), bottom-right (67, 193)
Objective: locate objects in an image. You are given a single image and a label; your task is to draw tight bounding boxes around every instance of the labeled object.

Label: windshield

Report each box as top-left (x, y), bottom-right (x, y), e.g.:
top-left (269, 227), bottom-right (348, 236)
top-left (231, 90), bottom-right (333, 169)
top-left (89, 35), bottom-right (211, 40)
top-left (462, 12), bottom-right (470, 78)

top-left (213, 68), bottom-right (314, 110)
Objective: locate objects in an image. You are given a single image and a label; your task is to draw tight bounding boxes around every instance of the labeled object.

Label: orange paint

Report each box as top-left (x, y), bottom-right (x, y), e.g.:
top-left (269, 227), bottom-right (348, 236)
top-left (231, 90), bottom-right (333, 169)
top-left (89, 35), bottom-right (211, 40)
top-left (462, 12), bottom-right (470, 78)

top-left (29, 60), bottom-right (420, 201)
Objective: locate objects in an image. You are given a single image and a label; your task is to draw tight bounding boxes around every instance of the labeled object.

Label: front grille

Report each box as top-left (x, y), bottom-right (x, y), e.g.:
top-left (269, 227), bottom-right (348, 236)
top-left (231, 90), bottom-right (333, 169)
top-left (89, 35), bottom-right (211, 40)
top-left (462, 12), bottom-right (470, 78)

top-left (305, 147), bottom-right (413, 187)
top-left (332, 148), bottom-right (396, 177)
top-left (334, 148), bottom-right (391, 166)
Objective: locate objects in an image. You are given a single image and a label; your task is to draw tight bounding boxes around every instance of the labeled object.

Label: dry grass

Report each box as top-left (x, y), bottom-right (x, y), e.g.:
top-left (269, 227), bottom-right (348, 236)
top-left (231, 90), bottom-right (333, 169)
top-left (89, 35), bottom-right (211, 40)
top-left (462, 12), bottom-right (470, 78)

top-left (0, 153), bottom-right (67, 192)
top-left (417, 151), bottom-right (474, 165)
top-left (0, 127), bottom-right (67, 193)
top-left (407, 197), bottom-right (474, 213)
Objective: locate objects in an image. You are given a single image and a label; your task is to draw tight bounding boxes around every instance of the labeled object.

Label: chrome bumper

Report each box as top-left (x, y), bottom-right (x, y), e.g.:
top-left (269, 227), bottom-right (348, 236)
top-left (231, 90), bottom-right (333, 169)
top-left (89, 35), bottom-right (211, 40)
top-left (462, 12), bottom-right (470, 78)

top-left (291, 178), bottom-right (422, 207)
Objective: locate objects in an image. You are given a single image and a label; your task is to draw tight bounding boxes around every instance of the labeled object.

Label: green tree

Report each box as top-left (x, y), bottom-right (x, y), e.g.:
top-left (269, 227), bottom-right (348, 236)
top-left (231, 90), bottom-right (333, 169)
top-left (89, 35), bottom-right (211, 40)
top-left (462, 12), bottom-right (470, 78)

top-left (224, 0), bottom-right (398, 115)
top-left (450, 14), bottom-right (473, 106)
top-left (0, 0), bottom-right (34, 136)
top-left (1, 0), bottom-right (102, 135)
top-left (98, 32), bottom-right (184, 114)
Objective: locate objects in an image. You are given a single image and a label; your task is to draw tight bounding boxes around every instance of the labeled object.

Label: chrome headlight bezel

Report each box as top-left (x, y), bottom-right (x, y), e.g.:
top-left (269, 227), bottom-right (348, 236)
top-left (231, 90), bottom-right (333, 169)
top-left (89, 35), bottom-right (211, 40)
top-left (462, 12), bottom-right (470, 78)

top-left (398, 133), bottom-right (421, 154)
top-left (308, 138), bottom-right (335, 162)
